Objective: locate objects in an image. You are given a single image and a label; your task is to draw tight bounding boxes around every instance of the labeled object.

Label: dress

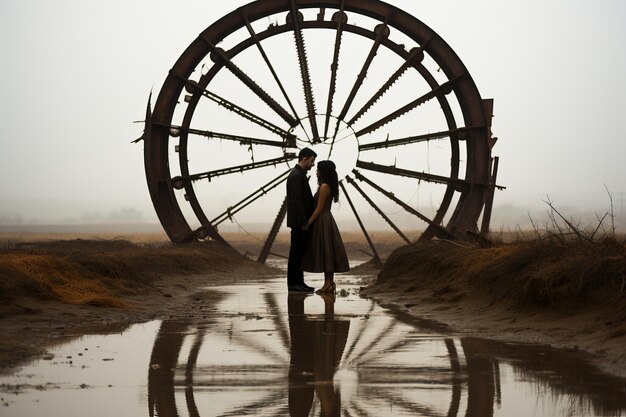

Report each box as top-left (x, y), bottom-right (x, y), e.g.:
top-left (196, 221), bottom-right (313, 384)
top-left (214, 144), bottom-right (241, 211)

top-left (302, 190), bottom-right (350, 273)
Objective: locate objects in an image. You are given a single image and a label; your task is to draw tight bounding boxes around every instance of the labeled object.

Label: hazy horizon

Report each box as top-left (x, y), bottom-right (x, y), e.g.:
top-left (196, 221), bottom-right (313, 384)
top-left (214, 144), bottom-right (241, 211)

top-left (2, 0), bottom-right (625, 236)
top-left (1, 197), bottom-right (624, 234)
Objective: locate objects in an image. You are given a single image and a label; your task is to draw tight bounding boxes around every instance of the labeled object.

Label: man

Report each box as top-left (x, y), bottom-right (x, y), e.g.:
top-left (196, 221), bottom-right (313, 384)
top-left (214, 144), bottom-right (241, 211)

top-left (286, 147), bottom-right (317, 292)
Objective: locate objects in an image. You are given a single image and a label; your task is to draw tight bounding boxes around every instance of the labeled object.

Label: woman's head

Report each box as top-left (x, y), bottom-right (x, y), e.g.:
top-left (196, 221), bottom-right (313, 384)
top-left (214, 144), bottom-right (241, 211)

top-left (316, 160), bottom-right (339, 202)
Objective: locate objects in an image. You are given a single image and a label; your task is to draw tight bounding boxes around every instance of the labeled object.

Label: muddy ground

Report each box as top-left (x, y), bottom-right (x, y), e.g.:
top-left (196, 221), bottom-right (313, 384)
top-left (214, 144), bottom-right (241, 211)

top-left (361, 239), bottom-right (626, 378)
top-left (0, 261), bottom-right (278, 373)
top-left (1, 237), bottom-right (625, 379)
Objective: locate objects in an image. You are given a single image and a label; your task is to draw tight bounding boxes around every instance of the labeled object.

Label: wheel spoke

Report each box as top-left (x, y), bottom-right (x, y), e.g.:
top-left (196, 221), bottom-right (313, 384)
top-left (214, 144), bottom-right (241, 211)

top-left (263, 293), bottom-right (291, 354)
top-left (352, 170), bottom-right (455, 239)
top-left (263, 292), bottom-right (291, 354)
top-left (202, 39), bottom-right (299, 128)
top-left (359, 127), bottom-right (475, 151)
top-left (349, 321), bottom-right (399, 366)
top-left (257, 197), bottom-right (288, 264)
top-left (177, 75), bottom-right (295, 140)
top-left (289, 0), bottom-right (320, 142)
top-left (211, 169), bottom-right (290, 226)
top-left (206, 327), bottom-right (288, 365)
top-left (365, 388), bottom-right (442, 417)
top-left (345, 176), bottom-right (410, 243)
top-left (338, 181), bottom-right (382, 268)
top-left (355, 74), bottom-right (465, 138)
top-left (155, 122), bottom-right (294, 149)
top-left (211, 392), bottom-right (286, 417)
top-left (323, 2), bottom-right (346, 140)
top-left (342, 302), bottom-right (376, 364)
top-left (356, 160), bottom-right (473, 189)
top-left (347, 402), bottom-right (376, 417)
top-left (171, 156), bottom-right (292, 185)
top-left (348, 42), bottom-right (431, 126)
top-left (242, 14), bottom-right (311, 141)
top-left (332, 22), bottom-right (390, 141)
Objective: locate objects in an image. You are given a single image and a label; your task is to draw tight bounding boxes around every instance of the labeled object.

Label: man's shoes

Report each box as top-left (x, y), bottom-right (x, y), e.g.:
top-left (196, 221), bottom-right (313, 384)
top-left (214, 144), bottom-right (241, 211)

top-left (288, 284), bottom-right (314, 293)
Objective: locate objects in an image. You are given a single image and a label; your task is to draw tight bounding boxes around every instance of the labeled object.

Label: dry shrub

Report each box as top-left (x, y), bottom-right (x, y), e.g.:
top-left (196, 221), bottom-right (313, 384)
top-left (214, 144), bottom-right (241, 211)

top-left (0, 239), bottom-right (246, 308)
top-left (377, 238), bottom-right (626, 308)
top-left (0, 254), bottom-right (125, 307)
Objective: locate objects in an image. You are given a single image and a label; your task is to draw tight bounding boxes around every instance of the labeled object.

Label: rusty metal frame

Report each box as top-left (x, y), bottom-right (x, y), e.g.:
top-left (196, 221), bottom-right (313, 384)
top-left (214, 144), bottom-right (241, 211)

top-left (144, 0), bottom-right (497, 246)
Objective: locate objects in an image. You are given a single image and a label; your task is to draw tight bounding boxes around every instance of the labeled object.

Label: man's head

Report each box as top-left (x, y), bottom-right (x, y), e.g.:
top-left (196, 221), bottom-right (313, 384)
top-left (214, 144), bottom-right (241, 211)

top-left (297, 147), bottom-right (317, 171)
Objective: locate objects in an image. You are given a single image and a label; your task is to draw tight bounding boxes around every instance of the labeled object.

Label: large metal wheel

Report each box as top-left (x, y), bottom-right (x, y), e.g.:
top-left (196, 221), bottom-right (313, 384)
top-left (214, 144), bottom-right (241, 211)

top-left (144, 0), bottom-right (498, 261)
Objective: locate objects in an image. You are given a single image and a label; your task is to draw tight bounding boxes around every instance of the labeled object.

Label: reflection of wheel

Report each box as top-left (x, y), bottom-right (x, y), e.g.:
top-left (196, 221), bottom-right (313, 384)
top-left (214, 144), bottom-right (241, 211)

top-left (147, 290), bottom-right (464, 416)
top-left (144, 0), bottom-right (499, 261)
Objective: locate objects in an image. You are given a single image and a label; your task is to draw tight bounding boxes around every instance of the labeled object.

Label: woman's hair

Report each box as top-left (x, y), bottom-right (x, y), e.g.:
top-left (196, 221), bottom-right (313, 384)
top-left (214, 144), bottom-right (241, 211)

top-left (317, 160), bottom-right (339, 202)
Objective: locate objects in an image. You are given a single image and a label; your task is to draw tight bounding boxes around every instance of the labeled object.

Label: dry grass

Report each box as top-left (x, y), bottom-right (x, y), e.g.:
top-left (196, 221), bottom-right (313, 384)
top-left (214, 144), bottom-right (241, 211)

top-left (0, 238), bottom-right (247, 309)
top-left (0, 253), bottom-right (126, 307)
top-left (0, 232), bottom-right (171, 248)
top-left (377, 236), bottom-right (626, 309)
top-left (0, 229), bottom-right (417, 262)
top-left (0, 229), bottom-right (410, 312)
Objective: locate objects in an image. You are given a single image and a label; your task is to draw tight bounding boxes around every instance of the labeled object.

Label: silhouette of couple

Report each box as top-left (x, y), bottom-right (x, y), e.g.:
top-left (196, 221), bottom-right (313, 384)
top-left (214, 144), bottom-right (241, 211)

top-left (288, 292), bottom-right (350, 417)
top-left (286, 148), bottom-right (350, 294)
top-left (147, 293), bottom-right (350, 417)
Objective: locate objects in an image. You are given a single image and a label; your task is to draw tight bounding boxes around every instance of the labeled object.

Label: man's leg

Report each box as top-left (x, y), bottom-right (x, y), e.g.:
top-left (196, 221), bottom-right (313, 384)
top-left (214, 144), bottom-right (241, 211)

top-left (287, 228), bottom-right (306, 286)
top-left (287, 293), bottom-right (314, 416)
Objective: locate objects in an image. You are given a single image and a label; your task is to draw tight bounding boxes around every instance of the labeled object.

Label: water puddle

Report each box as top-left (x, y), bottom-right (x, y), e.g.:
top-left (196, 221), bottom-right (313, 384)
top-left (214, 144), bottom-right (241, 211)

top-left (2, 264), bottom-right (625, 416)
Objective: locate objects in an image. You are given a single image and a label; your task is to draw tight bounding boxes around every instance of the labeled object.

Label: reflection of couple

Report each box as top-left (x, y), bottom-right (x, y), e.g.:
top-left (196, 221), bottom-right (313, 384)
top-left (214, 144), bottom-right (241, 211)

top-left (286, 148), bottom-right (350, 294)
top-left (288, 293), bottom-right (350, 417)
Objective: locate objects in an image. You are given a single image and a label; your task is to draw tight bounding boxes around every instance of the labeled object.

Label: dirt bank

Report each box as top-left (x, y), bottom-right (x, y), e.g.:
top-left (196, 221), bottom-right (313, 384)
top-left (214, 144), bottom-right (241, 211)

top-left (361, 238), bottom-right (626, 377)
top-left (0, 239), bottom-right (277, 372)
top-left (2, 236), bottom-right (626, 379)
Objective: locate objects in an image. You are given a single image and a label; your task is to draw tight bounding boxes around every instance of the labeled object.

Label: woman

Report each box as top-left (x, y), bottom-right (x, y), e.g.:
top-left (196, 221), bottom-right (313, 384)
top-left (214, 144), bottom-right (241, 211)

top-left (302, 160), bottom-right (350, 293)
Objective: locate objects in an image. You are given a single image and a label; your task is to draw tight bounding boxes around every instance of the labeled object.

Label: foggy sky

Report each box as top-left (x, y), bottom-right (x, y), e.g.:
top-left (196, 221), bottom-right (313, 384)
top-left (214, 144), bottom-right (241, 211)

top-left (1, 0), bottom-right (625, 230)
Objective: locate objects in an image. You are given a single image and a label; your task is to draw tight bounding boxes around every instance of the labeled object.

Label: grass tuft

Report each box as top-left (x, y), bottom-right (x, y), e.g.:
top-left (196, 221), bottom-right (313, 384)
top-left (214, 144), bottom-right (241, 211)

top-left (0, 239), bottom-right (246, 309)
top-left (377, 236), bottom-right (626, 309)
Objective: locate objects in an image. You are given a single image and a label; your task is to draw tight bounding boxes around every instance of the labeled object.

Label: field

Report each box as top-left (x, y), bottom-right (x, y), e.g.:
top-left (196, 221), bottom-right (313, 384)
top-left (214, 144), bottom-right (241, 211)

top-left (0, 228), bottom-right (411, 267)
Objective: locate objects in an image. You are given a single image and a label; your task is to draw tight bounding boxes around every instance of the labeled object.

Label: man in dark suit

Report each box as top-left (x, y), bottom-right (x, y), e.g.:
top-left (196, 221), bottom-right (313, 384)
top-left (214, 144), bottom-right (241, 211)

top-left (286, 147), bottom-right (317, 292)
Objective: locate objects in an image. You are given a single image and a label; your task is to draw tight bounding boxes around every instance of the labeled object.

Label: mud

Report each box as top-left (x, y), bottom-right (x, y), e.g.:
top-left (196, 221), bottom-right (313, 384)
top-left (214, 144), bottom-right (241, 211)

top-left (1, 261), bottom-right (625, 417)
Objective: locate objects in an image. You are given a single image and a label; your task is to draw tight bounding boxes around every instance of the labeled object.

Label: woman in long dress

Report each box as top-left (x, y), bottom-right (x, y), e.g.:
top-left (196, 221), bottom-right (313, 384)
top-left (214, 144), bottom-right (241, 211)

top-left (302, 160), bottom-right (350, 293)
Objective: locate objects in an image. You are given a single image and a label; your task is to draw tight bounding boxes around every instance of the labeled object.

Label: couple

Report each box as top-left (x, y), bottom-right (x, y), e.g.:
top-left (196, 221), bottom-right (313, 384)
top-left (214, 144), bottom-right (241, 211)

top-left (286, 148), bottom-right (350, 293)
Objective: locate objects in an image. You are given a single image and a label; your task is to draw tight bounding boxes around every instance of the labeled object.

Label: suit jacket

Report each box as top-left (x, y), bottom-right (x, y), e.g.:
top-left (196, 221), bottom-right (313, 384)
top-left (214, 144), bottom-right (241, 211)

top-left (286, 165), bottom-right (314, 228)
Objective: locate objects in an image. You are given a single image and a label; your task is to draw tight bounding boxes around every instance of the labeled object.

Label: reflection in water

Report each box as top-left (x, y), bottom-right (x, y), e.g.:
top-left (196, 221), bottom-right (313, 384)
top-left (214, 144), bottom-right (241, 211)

top-left (5, 278), bottom-right (625, 417)
top-left (143, 281), bottom-right (626, 417)
top-left (148, 321), bottom-right (188, 417)
top-left (288, 293), bottom-right (349, 417)
top-left (463, 338), bottom-right (497, 417)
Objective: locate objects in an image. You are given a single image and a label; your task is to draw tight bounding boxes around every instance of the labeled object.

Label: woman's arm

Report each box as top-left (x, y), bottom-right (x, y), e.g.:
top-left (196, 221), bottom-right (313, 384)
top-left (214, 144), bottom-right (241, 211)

top-left (306, 184), bottom-right (330, 227)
